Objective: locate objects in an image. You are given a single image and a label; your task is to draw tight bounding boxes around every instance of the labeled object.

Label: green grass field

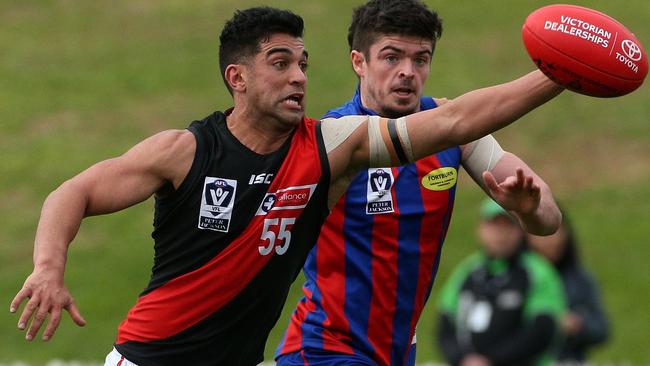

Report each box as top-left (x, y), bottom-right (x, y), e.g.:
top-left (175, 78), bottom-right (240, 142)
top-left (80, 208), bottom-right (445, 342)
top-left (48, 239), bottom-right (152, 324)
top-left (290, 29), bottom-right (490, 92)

top-left (1, 0), bottom-right (649, 364)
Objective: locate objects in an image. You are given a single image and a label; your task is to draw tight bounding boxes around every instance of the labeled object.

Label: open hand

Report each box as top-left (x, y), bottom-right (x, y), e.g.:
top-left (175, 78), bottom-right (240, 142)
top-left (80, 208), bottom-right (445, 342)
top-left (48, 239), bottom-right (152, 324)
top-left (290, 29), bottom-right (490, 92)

top-left (482, 167), bottom-right (541, 216)
top-left (10, 268), bottom-right (86, 341)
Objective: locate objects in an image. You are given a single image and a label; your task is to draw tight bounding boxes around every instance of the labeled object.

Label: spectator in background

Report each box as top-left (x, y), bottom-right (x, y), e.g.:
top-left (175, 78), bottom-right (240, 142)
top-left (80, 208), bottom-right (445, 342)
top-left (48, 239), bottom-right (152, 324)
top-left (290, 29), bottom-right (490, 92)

top-left (527, 211), bottom-right (609, 364)
top-left (436, 199), bottom-right (566, 366)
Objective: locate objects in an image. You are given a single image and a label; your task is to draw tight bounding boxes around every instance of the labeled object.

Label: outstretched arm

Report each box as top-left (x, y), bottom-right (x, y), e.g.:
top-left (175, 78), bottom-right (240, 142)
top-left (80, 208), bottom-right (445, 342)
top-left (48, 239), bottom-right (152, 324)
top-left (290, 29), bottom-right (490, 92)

top-left (10, 129), bottom-right (195, 341)
top-left (325, 70), bottom-right (563, 187)
top-left (406, 70), bottom-right (563, 160)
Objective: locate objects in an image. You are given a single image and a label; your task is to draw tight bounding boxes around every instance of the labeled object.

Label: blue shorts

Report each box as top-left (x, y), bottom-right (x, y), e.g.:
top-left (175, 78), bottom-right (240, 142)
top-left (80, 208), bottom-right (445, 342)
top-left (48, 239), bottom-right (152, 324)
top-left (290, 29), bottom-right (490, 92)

top-left (276, 349), bottom-right (374, 366)
top-left (276, 344), bottom-right (417, 366)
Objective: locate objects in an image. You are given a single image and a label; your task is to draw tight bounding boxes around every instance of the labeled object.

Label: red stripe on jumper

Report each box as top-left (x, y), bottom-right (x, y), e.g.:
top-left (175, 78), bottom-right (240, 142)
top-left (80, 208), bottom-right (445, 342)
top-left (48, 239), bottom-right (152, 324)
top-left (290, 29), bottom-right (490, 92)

top-left (116, 118), bottom-right (322, 344)
top-left (366, 167), bottom-right (400, 366)
top-left (402, 157), bottom-right (450, 361)
top-left (279, 286), bottom-right (313, 355)
top-left (116, 213), bottom-right (276, 343)
top-left (315, 196), bottom-right (354, 353)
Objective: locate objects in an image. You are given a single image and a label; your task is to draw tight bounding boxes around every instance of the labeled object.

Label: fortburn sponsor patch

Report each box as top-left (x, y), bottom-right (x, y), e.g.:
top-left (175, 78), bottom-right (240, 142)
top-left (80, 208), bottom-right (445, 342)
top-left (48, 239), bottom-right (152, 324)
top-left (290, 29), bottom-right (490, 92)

top-left (421, 167), bottom-right (457, 191)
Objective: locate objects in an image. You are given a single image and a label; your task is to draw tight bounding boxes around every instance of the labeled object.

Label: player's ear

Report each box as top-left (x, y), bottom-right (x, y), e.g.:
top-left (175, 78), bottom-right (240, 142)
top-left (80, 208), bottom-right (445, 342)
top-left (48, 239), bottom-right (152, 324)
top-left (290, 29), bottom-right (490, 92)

top-left (351, 50), bottom-right (366, 78)
top-left (224, 64), bottom-right (246, 92)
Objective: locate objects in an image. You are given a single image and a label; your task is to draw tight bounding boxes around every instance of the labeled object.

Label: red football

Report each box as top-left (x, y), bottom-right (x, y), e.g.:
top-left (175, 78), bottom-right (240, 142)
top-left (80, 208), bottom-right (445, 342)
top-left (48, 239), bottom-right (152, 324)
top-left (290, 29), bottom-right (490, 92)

top-left (522, 4), bottom-right (647, 97)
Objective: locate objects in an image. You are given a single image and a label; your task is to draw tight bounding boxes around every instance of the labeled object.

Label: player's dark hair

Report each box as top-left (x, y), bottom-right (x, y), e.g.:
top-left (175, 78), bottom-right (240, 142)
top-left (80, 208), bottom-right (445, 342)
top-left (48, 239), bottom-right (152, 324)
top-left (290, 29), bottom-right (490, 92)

top-left (348, 0), bottom-right (443, 57)
top-left (219, 7), bottom-right (304, 94)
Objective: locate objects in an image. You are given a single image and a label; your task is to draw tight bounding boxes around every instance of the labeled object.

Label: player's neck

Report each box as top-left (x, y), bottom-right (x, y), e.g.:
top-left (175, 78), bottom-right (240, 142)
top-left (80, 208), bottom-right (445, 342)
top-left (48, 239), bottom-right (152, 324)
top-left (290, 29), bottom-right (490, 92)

top-left (358, 87), bottom-right (381, 115)
top-left (226, 107), bottom-right (294, 155)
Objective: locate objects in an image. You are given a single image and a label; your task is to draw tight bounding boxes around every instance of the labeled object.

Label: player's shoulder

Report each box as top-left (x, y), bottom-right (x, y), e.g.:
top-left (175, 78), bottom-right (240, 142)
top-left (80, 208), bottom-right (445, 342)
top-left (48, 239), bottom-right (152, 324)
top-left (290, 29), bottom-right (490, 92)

top-left (322, 99), bottom-right (361, 119)
top-left (155, 129), bottom-right (195, 147)
top-left (322, 110), bottom-right (346, 119)
top-left (321, 115), bottom-right (369, 124)
top-left (138, 129), bottom-right (196, 167)
top-left (187, 111), bottom-right (226, 131)
top-left (423, 95), bottom-right (456, 110)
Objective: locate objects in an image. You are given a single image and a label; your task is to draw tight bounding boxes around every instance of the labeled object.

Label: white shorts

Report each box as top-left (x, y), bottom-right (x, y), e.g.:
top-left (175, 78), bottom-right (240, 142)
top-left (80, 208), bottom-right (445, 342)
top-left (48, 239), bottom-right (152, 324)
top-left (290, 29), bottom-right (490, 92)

top-left (104, 347), bottom-right (139, 366)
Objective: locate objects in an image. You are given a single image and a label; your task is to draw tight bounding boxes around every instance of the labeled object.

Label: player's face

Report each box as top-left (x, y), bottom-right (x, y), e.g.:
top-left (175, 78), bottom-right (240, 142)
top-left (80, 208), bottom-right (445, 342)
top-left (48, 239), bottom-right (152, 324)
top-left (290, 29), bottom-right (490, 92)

top-left (478, 216), bottom-right (523, 258)
top-left (245, 33), bottom-right (308, 128)
top-left (355, 35), bottom-right (433, 118)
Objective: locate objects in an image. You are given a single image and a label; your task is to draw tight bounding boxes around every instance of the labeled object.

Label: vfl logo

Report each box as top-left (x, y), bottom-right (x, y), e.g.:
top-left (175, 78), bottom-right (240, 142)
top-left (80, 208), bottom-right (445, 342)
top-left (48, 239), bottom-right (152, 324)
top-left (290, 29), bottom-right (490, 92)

top-left (622, 39), bottom-right (643, 62)
top-left (198, 177), bottom-right (237, 232)
top-left (204, 179), bottom-right (234, 208)
top-left (369, 169), bottom-right (392, 196)
top-left (366, 168), bottom-right (395, 215)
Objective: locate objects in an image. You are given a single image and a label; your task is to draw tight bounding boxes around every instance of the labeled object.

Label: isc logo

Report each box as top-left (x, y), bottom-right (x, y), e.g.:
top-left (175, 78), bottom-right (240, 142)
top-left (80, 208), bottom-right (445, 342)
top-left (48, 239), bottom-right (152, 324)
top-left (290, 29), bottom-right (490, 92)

top-left (249, 173), bottom-right (273, 185)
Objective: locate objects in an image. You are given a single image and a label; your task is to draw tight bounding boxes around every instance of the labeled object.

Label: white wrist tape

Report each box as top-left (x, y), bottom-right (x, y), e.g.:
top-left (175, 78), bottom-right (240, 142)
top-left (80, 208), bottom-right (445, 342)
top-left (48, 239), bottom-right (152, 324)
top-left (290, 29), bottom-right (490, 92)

top-left (368, 116), bottom-right (391, 166)
top-left (463, 134), bottom-right (504, 174)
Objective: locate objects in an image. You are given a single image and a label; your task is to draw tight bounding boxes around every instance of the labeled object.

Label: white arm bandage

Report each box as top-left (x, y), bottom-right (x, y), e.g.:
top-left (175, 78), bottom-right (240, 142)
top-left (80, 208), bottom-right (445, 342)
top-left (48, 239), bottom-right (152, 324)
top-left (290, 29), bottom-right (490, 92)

top-left (367, 116), bottom-right (391, 166)
top-left (395, 117), bottom-right (415, 162)
top-left (320, 116), bottom-right (367, 153)
top-left (320, 115), bottom-right (415, 167)
top-left (462, 134), bottom-right (505, 175)
top-left (368, 116), bottom-right (414, 166)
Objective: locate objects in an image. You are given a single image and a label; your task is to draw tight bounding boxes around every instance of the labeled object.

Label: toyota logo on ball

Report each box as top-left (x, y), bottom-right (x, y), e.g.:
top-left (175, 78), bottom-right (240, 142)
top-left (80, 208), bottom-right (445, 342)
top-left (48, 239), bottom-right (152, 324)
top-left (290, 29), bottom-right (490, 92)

top-left (621, 39), bottom-right (643, 62)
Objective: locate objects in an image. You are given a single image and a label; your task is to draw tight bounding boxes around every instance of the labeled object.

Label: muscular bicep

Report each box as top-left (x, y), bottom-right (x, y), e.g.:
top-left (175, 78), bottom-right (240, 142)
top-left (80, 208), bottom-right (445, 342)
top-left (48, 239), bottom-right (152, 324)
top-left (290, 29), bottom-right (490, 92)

top-left (69, 129), bottom-right (196, 216)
